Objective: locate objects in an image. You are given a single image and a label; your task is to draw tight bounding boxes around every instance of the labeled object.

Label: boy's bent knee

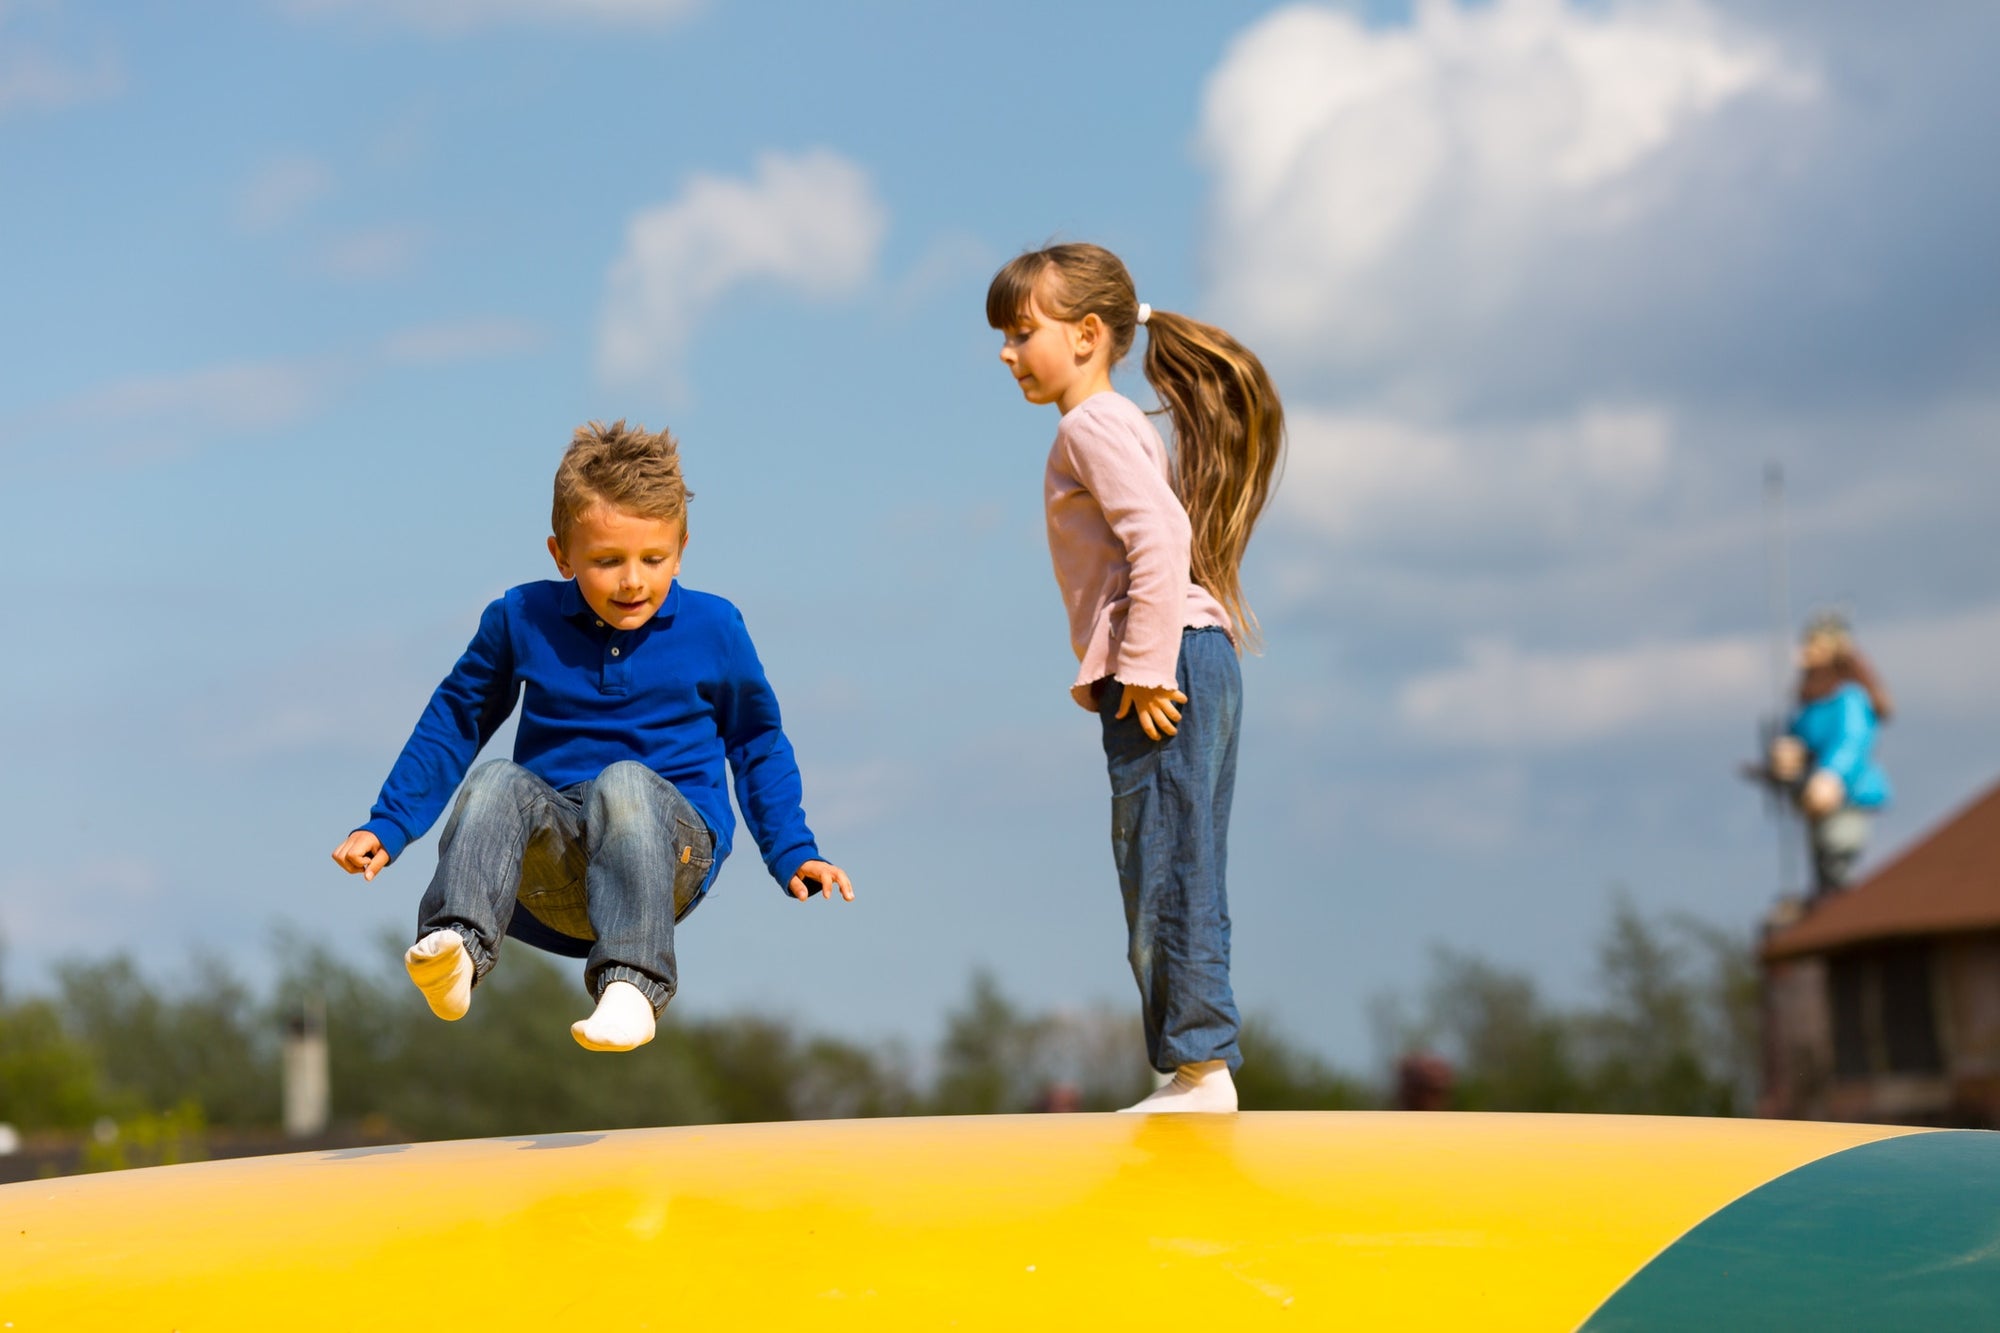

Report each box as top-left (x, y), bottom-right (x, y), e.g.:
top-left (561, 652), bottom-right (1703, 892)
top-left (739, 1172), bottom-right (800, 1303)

top-left (463, 759), bottom-right (540, 803)
top-left (588, 762), bottom-right (674, 827)
top-left (593, 760), bottom-right (657, 790)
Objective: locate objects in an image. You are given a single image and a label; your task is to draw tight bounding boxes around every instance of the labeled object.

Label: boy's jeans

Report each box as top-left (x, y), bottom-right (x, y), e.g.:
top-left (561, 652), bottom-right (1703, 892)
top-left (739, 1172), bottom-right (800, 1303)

top-left (417, 759), bottom-right (713, 1014)
top-left (1098, 626), bottom-right (1244, 1074)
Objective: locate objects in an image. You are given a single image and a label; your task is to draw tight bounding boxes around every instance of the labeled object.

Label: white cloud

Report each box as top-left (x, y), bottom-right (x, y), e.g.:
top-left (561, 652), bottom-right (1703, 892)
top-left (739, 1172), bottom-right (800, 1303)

top-left (598, 149), bottom-right (888, 392)
top-left (1277, 402), bottom-right (1673, 545)
top-left (0, 8), bottom-right (121, 118)
top-left (2, 314), bottom-right (548, 468)
top-left (1398, 632), bottom-right (1766, 748)
top-left (379, 317), bottom-right (542, 365)
top-left (280, 0), bottom-right (700, 32)
top-left (0, 359), bottom-right (337, 467)
top-left (319, 224), bottom-right (428, 279)
top-left (1198, 0), bottom-right (1814, 377)
top-left (235, 155), bottom-right (334, 233)
top-left (86, 361), bottom-right (333, 437)
top-left (1398, 601), bottom-right (2000, 750)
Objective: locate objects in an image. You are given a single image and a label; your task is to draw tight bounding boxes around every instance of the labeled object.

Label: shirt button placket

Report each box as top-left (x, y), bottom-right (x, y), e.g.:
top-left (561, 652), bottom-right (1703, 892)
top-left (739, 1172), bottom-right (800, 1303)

top-left (606, 634), bottom-right (629, 692)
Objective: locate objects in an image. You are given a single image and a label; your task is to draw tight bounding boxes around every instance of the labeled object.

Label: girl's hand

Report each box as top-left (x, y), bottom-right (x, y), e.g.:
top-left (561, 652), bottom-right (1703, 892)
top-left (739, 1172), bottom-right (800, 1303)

top-left (1117, 683), bottom-right (1188, 741)
top-left (332, 830), bottom-right (392, 881)
top-left (789, 859), bottom-right (855, 902)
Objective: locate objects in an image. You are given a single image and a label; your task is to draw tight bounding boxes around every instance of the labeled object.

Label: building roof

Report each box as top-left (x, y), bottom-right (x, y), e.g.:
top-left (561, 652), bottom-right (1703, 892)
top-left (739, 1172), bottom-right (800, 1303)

top-left (1765, 777), bottom-right (2000, 960)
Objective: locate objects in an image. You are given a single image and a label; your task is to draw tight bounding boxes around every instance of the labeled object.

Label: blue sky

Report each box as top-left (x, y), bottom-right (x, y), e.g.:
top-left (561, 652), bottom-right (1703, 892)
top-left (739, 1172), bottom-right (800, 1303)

top-left (3, 0), bottom-right (1996, 1068)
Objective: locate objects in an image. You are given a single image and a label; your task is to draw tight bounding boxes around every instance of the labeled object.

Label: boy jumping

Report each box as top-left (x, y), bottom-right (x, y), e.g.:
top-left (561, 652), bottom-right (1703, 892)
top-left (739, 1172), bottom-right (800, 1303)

top-left (332, 420), bottom-right (852, 1051)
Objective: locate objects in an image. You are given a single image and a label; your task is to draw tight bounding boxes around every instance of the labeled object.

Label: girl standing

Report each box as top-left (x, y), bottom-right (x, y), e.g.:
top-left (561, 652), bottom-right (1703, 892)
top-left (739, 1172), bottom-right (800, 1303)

top-left (988, 243), bottom-right (1283, 1112)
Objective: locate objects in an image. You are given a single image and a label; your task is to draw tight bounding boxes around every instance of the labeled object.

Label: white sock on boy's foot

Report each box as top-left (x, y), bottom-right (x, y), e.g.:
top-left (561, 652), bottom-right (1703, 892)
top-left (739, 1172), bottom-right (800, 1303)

top-left (571, 980), bottom-right (657, 1052)
top-left (404, 930), bottom-right (474, 1021)
top-left (1119, 1060), bottom-right (1238, 1113)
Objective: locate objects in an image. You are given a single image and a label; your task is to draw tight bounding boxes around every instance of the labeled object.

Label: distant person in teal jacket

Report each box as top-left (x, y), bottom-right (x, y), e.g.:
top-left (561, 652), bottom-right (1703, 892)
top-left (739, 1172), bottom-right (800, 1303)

top-left (1767, 613), bottom-right (1892, 897)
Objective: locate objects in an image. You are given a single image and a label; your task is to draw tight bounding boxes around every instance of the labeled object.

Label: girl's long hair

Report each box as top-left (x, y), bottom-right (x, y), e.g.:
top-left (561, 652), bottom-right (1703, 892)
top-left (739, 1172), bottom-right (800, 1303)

top-left (987, 242), bottom-right (1285, 650)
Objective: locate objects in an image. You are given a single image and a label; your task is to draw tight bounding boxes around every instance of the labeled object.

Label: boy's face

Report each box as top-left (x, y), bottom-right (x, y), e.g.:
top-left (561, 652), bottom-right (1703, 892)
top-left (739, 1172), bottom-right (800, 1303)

top-left (547, 501), bottom-right (686, 631)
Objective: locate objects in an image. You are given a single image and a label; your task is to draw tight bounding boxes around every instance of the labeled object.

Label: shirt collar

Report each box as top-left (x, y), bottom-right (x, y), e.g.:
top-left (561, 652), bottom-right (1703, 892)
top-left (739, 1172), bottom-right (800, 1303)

top-left (560, 579), bottom-right (681, 625)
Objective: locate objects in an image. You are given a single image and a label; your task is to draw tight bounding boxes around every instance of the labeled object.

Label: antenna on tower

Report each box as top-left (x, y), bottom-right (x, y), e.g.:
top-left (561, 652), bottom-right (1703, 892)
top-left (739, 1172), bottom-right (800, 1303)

top-left (1763, 462), bottom-right (1798, 898)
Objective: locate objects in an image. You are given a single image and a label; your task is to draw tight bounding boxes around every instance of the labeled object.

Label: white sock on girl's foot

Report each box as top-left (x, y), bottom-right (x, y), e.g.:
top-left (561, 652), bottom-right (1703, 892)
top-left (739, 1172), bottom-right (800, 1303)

top-left (571, 980), bottom-right (657, 1052)
top-left (404, 930), bottom-right (474, 1021)
top-left (1119, 1060), bottom-right (1238, 1113)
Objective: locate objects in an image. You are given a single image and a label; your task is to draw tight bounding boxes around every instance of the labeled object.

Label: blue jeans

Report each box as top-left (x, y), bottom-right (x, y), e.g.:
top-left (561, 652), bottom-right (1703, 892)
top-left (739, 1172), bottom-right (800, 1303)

top-left (417, 759), bottom-right (714, 1014)
top-left (1098, 626), bottom-right (1243, 1073)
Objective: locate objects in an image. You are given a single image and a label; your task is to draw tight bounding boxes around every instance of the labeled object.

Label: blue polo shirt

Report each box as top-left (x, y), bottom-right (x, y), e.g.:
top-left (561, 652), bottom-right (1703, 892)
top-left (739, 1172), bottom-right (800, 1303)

top-left (360, 579), bottom-right (820, 901)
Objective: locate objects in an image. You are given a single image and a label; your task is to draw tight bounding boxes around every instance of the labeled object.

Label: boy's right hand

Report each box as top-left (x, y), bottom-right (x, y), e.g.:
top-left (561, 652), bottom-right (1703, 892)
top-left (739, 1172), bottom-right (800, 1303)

top-left (332, 830), bottom-right (392, 881)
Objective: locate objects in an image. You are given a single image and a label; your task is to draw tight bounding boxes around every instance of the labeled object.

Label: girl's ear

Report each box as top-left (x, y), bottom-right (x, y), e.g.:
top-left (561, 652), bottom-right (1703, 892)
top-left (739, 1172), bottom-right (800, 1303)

top-left (1073, 312), bottom-right (1107, 357)
top-left (547, 535), bottom-right (574, 578)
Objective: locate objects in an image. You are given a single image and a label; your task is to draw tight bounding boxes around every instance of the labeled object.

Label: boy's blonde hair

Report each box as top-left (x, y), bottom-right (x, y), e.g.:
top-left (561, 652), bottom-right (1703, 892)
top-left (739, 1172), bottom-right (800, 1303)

top-left (552, 419), bottom-right (692, 545)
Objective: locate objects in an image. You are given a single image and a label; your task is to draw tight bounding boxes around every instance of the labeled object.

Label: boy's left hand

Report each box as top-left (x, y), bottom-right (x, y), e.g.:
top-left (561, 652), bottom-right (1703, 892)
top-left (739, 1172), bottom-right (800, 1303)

top-left (789, 859), bottom-right (854, 902)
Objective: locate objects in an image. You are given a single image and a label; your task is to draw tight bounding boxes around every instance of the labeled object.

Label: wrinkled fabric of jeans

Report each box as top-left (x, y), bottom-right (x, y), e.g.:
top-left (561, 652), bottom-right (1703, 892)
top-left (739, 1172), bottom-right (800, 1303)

top-left (416, 759), bottom-right (713, 1013)
top-left (1098, 626), bottom-right (1243, 1073)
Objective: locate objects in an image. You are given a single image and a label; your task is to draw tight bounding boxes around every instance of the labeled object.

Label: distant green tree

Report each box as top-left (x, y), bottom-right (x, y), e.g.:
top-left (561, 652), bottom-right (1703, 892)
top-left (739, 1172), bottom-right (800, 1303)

top-left (277, 938), bottom-right (714, 1139)
top-left (1381, 897), bottom-right (1758, 1116)
top-left (682, 1016), bottom-right (917, 1123)
top-left (54, 952), bottom-right (277, 1127)
top-left (6, 892), bottom-right (1758, 1158)
top-left (1401, 948), bottom-right (1590, 1111)
top-left (928, 972), bottom-right (1155, 1114)
top-left (274, 937), bottom-right (913, 1139)
top-left (930, 972), bottom-right (1053, 1114)
top-left (1575, 898), bottom-right (1738, 1116)
top-left (1235, 1016), bottom-right (1376, 1111)
top-left (0, 996), bottom-right (106, 1129)
top-left (79, 1102), bottom-right (206, 1172)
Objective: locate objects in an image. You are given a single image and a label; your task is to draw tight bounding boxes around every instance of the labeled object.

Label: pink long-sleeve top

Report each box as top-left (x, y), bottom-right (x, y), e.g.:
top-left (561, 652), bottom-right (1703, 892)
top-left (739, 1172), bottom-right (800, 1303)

top-left (1045, 391), bottom-right (1231, 693)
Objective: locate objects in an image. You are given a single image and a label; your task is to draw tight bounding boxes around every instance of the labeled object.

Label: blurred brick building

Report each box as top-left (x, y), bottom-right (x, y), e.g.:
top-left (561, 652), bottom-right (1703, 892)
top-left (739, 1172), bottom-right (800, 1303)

top-left (1761, 778), bottom-right (2000, 1126)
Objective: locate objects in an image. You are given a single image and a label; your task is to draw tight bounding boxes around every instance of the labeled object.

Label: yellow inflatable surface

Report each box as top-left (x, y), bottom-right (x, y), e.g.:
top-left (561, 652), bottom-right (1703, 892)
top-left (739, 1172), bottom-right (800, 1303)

top-left (2, 1111), bottom-right (1986, 1330)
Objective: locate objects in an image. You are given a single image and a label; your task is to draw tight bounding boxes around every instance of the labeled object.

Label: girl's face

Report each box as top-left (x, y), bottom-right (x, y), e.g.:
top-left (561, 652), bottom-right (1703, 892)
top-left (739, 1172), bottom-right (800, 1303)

top-left (997, 286), bottom-right (1107, 411)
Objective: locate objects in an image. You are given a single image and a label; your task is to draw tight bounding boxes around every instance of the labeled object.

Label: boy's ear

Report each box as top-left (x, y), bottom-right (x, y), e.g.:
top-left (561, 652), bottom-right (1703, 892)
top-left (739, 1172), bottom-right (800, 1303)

top-left (546, 535), bottom-right (573, 578)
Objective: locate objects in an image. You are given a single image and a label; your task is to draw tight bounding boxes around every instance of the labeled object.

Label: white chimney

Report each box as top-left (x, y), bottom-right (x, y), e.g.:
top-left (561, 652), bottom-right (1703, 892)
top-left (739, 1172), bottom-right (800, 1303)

top-left (282, 999), bottom-right (330, 1139)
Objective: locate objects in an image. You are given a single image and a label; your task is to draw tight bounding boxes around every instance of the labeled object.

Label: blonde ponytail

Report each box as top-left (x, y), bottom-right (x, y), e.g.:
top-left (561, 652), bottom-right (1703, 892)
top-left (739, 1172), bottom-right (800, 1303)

top-left (1139, 308), bottom-right (1284, 651)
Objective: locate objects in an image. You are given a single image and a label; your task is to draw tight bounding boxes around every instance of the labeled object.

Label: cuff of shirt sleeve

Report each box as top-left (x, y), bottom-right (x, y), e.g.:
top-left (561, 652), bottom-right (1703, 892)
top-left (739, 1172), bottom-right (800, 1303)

top-left (773, 846), bottom-right (821, 892)
top-left (1105, 670), bottom-right (1182, 693)
top-left (361, 819), bottom-right (411, 862)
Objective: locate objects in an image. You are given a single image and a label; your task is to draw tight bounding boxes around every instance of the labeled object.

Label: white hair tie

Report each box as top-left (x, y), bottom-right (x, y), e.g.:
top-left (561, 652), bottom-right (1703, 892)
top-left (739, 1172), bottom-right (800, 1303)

top-left (1136, 302), bottom-right (1152, 327)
